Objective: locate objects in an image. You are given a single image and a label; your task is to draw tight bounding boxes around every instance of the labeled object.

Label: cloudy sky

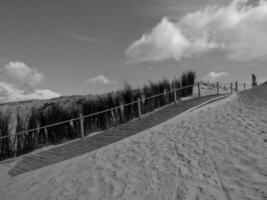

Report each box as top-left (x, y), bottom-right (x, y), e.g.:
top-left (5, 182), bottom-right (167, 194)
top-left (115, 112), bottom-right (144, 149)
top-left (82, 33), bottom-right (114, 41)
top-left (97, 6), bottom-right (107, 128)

top-left (0, 0), bottom-right (266, 102)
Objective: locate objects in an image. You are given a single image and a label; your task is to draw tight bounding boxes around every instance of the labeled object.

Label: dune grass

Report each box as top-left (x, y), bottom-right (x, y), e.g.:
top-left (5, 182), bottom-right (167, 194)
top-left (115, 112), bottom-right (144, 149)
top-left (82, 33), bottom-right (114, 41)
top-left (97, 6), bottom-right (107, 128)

top-left (0, 71), bottom-right (195, 160)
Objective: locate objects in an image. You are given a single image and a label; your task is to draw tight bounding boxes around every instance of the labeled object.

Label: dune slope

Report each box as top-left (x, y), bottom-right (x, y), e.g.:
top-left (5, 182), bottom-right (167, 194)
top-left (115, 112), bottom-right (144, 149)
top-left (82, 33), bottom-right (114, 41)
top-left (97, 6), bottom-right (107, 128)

top-left (0, 85), bottom-right (266, 200)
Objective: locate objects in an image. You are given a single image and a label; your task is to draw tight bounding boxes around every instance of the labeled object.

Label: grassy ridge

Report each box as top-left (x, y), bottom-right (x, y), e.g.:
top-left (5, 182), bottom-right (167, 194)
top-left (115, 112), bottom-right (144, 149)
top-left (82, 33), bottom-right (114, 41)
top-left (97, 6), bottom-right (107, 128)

top-left (0, 71), bottom-right (195, 160)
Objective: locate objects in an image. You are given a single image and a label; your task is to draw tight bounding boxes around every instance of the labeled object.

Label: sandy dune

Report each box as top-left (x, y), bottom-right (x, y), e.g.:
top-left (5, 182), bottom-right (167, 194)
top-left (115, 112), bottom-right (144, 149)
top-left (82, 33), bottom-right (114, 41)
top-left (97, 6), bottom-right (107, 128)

top-left (0, 85), bottom-right (266, 200)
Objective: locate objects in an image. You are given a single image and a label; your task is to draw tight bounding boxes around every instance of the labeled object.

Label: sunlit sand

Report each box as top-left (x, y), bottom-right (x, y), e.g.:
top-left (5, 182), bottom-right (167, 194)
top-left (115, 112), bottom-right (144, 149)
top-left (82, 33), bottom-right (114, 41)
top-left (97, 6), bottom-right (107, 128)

top-left (0, 85), bottom-right (266, 200)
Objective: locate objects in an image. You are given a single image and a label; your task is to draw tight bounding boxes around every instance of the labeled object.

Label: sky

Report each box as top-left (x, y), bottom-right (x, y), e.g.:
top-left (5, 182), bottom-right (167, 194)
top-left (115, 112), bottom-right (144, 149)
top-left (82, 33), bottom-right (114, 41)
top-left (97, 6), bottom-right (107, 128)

top-left (0, 0), bottom-right (266, 102)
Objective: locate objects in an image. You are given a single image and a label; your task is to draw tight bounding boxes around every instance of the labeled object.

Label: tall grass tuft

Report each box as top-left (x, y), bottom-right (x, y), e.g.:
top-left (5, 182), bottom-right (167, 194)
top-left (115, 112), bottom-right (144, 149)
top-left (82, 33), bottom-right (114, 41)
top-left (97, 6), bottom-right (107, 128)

top-left (180, 70), bottom-right (195, 97)
top-left (0, 110), bottom-right (12, 159)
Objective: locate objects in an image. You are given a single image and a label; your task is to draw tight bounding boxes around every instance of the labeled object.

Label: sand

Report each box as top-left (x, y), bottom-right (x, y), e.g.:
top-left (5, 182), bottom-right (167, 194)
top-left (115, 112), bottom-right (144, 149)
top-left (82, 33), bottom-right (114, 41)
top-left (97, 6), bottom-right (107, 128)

top-left (0, 85), bottom-right (266, 200)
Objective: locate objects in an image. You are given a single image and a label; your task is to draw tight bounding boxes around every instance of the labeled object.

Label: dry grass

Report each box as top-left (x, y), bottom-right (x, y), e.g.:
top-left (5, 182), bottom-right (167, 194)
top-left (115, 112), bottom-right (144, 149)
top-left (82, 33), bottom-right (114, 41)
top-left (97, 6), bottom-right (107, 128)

top-left (0, 71), bottom-right (195, 160)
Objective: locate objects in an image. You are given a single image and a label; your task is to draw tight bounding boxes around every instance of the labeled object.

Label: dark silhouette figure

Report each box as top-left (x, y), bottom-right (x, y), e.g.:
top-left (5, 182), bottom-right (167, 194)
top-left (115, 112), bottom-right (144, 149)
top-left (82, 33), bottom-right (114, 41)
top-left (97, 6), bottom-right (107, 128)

top-left (252, 74), bottom-right (257, 87)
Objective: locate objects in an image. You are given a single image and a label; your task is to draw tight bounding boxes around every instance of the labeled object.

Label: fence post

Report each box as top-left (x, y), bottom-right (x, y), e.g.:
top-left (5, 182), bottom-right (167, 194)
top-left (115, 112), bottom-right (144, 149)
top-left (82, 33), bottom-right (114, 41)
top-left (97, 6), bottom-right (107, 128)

top-left (217, 82), bottom-right (219, 95)
top-left (44, 127), bottom-right (48, 142)
top-left (244, 83), bottom-right (246, 90)
top-left (164, 89), bottom-right (167, 103)
top-left (137, 98), bottom-right (142, 119)
top-left (14, 135), bottom-right (17, 157)
top-left (80, 113), bottom-right (85, 139)
top-left (235, 81), bottom-right (238, 92)
top-left (173, 86), bottom-right (177, 103)
top-left (197, 82), bottom-right (201, 97)
top-left (230, 82), bottom-right (233, 94)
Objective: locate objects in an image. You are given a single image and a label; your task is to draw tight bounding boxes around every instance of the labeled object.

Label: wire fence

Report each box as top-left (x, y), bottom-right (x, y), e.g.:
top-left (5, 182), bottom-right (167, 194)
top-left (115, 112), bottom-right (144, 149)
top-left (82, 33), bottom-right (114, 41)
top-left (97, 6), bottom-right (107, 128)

top-left (0, 81), bottom-right (251, 160)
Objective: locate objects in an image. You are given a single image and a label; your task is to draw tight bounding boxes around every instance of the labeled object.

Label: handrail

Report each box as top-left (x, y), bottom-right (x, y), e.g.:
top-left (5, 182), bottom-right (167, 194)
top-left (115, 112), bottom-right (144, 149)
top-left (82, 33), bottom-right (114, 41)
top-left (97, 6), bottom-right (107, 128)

top-left (0, 84), bottom-right (195, 140)
top-left (0, 82), bottom-right (246, 140)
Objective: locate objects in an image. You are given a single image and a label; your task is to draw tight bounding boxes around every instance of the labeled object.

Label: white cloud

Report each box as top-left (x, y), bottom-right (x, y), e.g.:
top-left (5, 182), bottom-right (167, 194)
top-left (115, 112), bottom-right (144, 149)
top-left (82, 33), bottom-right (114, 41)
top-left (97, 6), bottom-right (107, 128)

top-left (202, 71), bottom-right (228, 82)
top-left (0, 61), bottom-right (60, 103)
top-left (0, 82), bottom-right (60, 103)
top-left (3, 61), bottom-right (43, 87)
top-left (33, 89), bottom-right (61, 99)
top-left (67, 33), bottom-right (97, 43)
top-left (126, 0), bottom-right (267, 62)
top-left (126, 17), bottom-right (218, 62)
top-left (86, 75), bottom-right (117, 85)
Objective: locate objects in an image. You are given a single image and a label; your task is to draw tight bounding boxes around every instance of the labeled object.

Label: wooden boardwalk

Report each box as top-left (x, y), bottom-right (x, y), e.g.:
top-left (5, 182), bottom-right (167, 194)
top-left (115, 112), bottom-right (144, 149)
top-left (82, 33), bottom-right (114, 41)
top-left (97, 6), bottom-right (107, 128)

top-left (8, 95), bottom-right (225, 176)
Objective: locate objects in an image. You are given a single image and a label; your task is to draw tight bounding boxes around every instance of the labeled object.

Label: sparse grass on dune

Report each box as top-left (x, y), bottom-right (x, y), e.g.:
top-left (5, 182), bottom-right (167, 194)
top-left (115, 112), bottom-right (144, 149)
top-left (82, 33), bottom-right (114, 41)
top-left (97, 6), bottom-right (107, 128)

top-left (0, 71), bottom-right (196, 160)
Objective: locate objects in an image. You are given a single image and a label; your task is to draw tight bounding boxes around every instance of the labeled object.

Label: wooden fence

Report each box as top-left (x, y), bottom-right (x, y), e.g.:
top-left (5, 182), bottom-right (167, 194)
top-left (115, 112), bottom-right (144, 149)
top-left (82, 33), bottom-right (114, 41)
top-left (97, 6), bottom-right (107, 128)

top-left (0, 81), bottom-right (249, 160)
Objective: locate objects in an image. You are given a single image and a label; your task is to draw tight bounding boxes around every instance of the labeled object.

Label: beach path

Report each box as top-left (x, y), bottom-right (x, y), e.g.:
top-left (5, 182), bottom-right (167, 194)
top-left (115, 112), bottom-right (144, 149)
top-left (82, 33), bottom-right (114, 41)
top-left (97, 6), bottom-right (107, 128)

top-left (7, 94), bottom-right (225, 177)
